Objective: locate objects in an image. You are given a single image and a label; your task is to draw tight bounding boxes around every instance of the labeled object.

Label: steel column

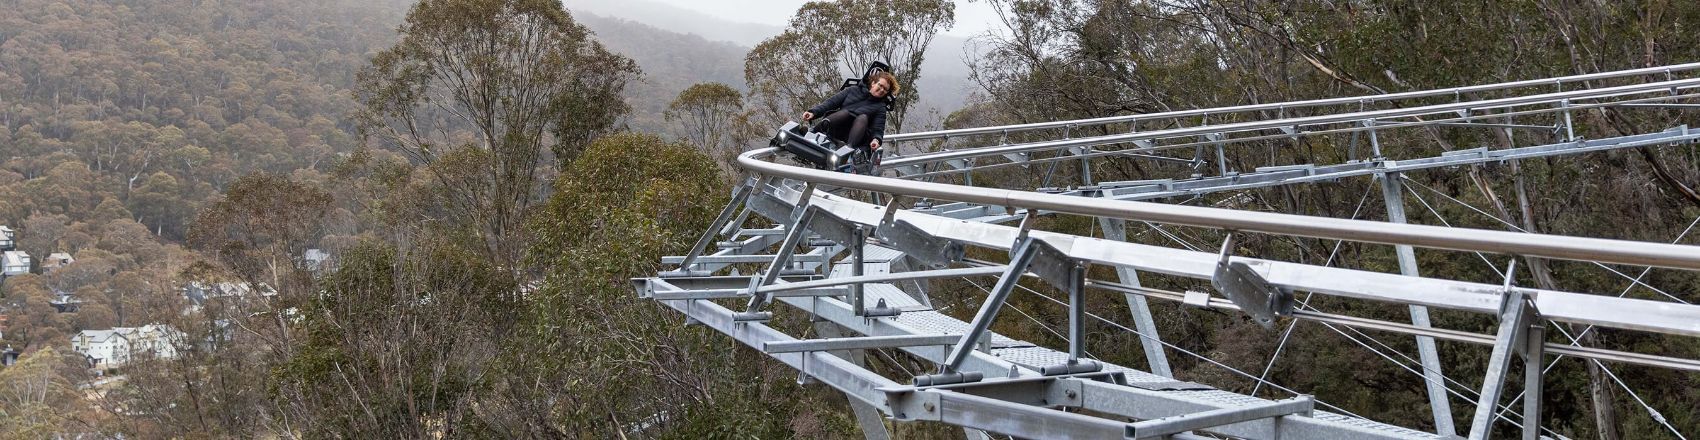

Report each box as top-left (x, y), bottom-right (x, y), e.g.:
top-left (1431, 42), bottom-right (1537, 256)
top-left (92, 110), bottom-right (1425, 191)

top-left (1379, 171), bottom-right (1457, 436)
top-left (814, 322), bottom-right (892, 440)
top-left (852, 225), bottom-right (866, 316)
top-left (1521, 321), bottom-right (1546, 440)
top-left (1098, 217), bottom-right (1174, 377)
top-left (1068, 259), bottom-right (1087, 360)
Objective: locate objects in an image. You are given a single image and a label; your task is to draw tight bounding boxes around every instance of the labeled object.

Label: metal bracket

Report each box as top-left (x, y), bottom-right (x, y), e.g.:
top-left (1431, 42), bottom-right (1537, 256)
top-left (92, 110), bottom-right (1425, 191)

top-left (875, 217), bottom-right (964, 269)
top-left (746, 190), bottom-right (798, 223)
top-left (808, 208), bottom-right (863, 248)
top-left (1023, 235), bottom-right (1078, 292)
top-left (863, 297), bottom-right (902, 317)
top-left (1182, 290), bottom-right (1213, 308)
top-left (1039, 359), bottom-right (1102, 376)
top-left (911, 371), bottom-right (984, 387)
top-left (1013, 209), bottom-right (1038, 246)
top-left (1209, 234), bottom-right (1294, 329)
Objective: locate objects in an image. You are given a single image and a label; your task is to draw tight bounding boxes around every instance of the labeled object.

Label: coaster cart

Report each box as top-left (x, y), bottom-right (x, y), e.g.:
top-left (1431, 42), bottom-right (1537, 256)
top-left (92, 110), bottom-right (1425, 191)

top-left (768, 62), bottom-right (894, 176)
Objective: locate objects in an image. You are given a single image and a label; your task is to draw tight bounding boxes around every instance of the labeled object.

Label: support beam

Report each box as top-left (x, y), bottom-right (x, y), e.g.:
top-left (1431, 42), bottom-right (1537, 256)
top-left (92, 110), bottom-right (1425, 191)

top-left (669, 180), bottom-right (754, 275)
top-left (745, 185), bottom-right (818, 314)
top-left (814, 322), bottom-right (892, 440)
top-left (1380, 171), bottom-right (1458, 436)
top-left (1522, 321), bottom-right (1546, 440)
top-left (753, 266), bottom-right (1009, 293)
top-left (884, 387), bottom-right (1127, 438)
top-left (1127, 396), bottom-right (1314, 439)
top-left (650, 286), bottom-right (849, 300)
top-left (1099, 217), bottom-right (1173, 377)
top-left (661, 253), bottom-right (826, 265)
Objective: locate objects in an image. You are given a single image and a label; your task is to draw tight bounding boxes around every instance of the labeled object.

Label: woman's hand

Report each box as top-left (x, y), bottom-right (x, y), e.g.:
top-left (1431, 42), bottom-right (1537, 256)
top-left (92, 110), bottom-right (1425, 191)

top-left (870, 138), bottom-right (881, 149)
top-left (801, 111), bottom-right (814, 121)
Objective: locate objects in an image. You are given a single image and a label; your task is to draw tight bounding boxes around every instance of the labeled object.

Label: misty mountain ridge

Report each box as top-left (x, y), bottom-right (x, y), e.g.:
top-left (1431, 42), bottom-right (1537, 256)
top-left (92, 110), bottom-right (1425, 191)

top-left (563, 0), bottom-right (783, 47)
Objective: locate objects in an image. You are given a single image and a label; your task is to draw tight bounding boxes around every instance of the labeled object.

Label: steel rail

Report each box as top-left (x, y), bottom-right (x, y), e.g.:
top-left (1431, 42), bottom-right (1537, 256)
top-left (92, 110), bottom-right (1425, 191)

top-left (968, 129), bottom-right (1700, 201)
top-left (887, 92), bottom-right (1700, 180)
top-left (884, 62), bottom-right (1700, 144)
top-left (740, 148), bottom-right (1700, 272)
top-left (882, 78), bottom-right (1700, 169)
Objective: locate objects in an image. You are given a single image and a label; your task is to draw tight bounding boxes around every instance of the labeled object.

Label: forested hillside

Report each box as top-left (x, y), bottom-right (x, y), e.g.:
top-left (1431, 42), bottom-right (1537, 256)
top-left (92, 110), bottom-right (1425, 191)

top-left (0, 0), bottom-right (868, 437)
top-left (0, 0), bottom-right (412, 434)
top-left (0, 0), bottom-right (407, 349)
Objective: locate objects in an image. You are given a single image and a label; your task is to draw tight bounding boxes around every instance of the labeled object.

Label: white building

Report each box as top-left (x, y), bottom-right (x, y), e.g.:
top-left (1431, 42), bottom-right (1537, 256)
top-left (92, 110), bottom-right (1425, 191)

top-left (0, 225), bottom-right (13, 250)
top-left (1, 250), bottom-right (29, 277)
top-left (71, 324), bottom-right (185, 368)
top-left (183, 281), bottom-right (276, 308)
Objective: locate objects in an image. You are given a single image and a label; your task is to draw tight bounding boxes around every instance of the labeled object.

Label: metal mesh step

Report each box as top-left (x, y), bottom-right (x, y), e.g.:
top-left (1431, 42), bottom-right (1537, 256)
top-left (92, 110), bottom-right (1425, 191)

top-left (890, 310), bottom-right (1033, 348)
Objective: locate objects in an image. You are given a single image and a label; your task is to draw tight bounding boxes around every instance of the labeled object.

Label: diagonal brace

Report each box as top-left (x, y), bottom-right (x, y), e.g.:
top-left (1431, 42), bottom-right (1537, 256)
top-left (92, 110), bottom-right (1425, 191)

top-left (741, 184), bottom-right (817, 317)
top-left (668, 180), bottom-right (755, 276)
top-left (1466, 287), bottom-right (1539, 439)
top-left (924, 237), bottom-right (1045, 381)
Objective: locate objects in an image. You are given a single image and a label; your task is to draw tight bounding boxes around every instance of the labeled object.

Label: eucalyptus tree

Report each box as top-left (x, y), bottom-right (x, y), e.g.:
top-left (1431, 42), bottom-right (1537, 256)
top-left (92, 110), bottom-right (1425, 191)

top-left (745, 0), bottom-right (955, 131)
top-left (354, 0), bottom-right (637, 265)
top-left (664, 82), bottom-right (750, 170)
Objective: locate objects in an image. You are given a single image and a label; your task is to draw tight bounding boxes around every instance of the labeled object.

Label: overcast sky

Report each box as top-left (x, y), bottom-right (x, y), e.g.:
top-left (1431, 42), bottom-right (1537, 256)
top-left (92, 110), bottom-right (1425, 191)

top-left (639, 0), bottom-right (1003, 37)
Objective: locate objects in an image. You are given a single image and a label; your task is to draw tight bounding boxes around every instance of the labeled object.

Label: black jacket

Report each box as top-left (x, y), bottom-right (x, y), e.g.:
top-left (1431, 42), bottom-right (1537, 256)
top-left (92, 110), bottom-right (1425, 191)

top-left (809, 86), bottom-right (890, 140)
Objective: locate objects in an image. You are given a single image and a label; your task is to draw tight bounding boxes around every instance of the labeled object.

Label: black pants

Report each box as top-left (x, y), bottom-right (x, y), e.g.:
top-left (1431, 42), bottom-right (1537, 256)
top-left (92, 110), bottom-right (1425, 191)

top-left (814, 110), bottom-right (872, 149)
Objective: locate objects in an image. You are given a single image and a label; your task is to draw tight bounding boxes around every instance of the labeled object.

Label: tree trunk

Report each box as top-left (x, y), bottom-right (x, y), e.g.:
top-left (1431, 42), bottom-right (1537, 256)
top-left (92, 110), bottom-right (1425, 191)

top-left (1510, 159), bottom-right (1620, 440)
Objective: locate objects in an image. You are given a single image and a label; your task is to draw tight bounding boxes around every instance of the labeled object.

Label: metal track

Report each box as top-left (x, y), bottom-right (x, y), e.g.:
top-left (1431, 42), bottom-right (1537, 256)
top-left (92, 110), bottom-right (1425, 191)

top-left (637, 63), bottom-right (1700, 439)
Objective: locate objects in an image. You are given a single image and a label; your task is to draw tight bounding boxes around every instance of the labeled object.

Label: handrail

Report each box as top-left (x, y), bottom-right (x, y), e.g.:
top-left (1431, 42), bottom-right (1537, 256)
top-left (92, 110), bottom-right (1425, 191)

top-left (884, 62), bottom-right (1700, 143)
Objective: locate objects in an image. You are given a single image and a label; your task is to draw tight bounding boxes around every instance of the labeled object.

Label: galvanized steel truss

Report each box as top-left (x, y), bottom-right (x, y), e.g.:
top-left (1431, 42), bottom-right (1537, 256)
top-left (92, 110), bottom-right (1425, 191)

top-left (635, 64), bottom-right (1700, 439)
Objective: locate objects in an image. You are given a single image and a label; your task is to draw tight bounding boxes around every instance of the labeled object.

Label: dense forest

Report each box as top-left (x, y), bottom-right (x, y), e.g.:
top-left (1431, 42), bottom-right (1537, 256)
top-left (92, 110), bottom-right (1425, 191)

top-left (0, 0), bottom-right (406, 349)
top-left (0, 0), bottom-right (1696, 438)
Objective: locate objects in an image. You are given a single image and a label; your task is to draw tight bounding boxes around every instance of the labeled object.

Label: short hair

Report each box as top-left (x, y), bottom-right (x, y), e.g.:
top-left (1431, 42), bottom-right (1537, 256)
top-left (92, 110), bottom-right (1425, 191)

top-left (871, 71), bottom-right (900, 96)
